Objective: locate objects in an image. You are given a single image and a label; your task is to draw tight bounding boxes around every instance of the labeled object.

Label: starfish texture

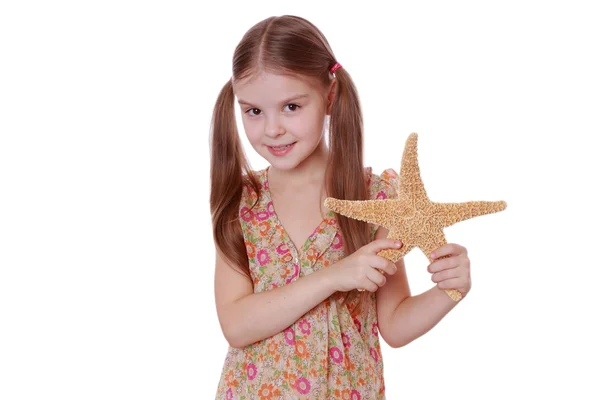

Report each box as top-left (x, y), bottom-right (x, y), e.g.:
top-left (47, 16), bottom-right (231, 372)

top-left (324, 133), bottom-right (507, 301)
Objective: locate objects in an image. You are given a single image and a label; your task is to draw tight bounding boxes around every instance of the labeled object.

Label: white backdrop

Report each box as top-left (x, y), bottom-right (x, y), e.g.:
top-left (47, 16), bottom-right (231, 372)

top-left (1, 1), bottom-right (599, 399)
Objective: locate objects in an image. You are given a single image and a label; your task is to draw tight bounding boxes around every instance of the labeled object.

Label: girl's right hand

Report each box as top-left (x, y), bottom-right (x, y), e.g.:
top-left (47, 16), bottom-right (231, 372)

top-left (328, 239), bottom-right (402, 292)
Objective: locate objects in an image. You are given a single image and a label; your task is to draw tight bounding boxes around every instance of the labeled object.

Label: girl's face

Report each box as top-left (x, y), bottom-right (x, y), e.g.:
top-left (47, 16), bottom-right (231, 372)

top-left (233, 71), bottom-right (334, 172)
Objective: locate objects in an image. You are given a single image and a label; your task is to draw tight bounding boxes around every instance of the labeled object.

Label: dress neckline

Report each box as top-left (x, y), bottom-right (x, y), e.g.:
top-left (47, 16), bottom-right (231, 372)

top-left (261, 167), bottom-right (335, 256)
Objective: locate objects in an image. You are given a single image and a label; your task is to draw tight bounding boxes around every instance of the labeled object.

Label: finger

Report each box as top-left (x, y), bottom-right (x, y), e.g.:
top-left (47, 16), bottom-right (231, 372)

top-left (431, 267), bottom-right (458, 283)
top-left (367, 255), bottom-right (397, 275)
top-left (427, 256), bottom-right (458, 273)
top-left (366, 268), bottom-right (387, 287)
top-left (384, 260), bottom-right (398, 275)
top-left (377, 260), bottom-right (397, 276)
top-left (430, 243), bottom-right (465, 260)
top-left (363, 280), bottom-right (380, 293)
top-left (368, 239), bottom-right (402, 254)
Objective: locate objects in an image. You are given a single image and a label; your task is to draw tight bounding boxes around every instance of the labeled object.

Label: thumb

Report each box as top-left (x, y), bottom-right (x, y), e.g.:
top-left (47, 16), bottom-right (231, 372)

top-left (366, 238), bottom-right (402, 254)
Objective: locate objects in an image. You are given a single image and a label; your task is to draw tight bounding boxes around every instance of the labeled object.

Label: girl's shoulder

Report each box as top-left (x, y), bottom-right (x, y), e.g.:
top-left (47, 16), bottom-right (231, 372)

top-left (364, 166), bottom-right (399, 200)
top-left (240, 168), bottom-right (267, 207)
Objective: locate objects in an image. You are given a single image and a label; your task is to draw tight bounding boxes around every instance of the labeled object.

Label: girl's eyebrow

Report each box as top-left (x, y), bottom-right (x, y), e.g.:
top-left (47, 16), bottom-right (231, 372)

top-left (238, 93), bottom-right (309, 107)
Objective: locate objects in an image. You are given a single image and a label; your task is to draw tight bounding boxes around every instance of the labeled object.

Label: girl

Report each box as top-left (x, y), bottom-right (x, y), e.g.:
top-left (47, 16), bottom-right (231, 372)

top-left (210, 15), bottom-right (471, 399)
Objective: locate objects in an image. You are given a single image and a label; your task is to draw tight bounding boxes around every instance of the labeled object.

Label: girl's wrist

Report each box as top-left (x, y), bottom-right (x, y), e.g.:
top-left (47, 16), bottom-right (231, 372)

top-left (318, 264), bottom-right (340, 293)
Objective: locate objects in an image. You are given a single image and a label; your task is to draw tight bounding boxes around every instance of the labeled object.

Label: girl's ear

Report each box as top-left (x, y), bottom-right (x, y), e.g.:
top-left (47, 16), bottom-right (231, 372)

top-left (326, 79), bottom-right (337, 115)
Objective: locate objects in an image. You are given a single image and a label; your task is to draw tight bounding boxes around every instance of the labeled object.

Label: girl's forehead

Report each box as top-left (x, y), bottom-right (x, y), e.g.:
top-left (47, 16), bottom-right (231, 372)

top-left (234, 71), bottom-right (324, 99)
top-left (234, 74), bottom-right (320, 106)
top-left (236, 72), bottom-right (303, 90)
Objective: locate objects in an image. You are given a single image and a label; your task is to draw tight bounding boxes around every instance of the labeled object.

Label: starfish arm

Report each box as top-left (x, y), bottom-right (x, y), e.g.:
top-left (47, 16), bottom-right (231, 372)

top-left (383, 227), bottom-right (405, 242)
top-left (399, 133), bottom-right (430, 205)
top-left (432, 200), bottom-right (507, 228)
top-left (324, 198), bottom-right (399, 228)
top-left (376, 227), bottom-right (413, 262)
top-left (416, 228), bottom-right (448, 263)
top-left (377, 246), bottom-right (413, 263)
top-left (416, 230), bottom-right (463, 301)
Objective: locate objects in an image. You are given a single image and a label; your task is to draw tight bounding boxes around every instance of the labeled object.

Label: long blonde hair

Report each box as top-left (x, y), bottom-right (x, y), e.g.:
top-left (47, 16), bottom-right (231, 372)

top-left (210, 15), bottom-right (370, 276)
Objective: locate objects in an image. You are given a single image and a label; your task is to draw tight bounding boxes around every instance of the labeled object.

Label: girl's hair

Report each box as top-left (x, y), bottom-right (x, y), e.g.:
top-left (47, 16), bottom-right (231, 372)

top-left (210, 15), bottom-right (370, 276)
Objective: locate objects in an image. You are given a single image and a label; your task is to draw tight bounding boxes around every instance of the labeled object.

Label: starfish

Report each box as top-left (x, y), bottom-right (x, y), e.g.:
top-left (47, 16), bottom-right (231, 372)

top-left (324, 133), bottom-right (507, 301)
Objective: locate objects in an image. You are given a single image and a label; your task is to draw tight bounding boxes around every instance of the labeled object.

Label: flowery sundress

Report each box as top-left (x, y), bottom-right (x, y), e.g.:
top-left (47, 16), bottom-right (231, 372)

top-left (215, 167), bottom-right (399, 400)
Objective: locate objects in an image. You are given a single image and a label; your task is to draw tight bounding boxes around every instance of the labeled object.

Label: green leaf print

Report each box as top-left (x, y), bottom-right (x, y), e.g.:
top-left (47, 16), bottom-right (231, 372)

top-left (332, 314), bottom-right (340, 331)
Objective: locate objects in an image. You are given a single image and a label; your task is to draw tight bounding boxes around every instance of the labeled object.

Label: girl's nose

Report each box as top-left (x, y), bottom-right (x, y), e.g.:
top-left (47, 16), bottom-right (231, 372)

top-left (264, 116), bottom-right (285, 138)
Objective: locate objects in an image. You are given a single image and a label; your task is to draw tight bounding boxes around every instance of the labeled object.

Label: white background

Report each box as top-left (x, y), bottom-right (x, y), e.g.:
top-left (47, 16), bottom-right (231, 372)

top-left (1, 1), bottom-right (599, 399)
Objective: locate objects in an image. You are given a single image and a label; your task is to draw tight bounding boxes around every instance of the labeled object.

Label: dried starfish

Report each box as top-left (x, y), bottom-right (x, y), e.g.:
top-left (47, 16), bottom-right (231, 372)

top-left (324, 133), bottom-right (507, 301)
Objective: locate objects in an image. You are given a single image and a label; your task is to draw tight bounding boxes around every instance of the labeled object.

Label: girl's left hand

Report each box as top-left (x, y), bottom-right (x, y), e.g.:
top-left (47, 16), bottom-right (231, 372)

top-left (427, 243), bottom-right (471, 298)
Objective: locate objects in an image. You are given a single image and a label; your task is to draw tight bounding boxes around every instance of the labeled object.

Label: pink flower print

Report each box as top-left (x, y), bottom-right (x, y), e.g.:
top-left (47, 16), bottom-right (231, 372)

top-left (376, 190), bottom-right (387, 200)
top-left (257, 249), bottom-right (270, 266)
top-left (372, 322), bottom-right (378, 336)
top-left (329, 346), bottom-right (343, 364)
top-left (247, 363), bottom-right (257, 380)
top-left (370, 347), bottom-right (379, 362)
top-left (226, 388), bottom-right (233, 400)
top-left (331, 232), bottom-right (343, 249)
top-left (351, 389), bottom-right (361, 400)
top-left (295, 377), bottom-right (311, 395)
top-left (256, 211), bottom-right (270, 221)
top-left (266, 201), bottom-right (275, 216)
top-left (299, 319), bottom-right (311, 335)
top-left (341, 333), bottom-right (351, 348)
top-left (263, 179), bottom-right (269, 190)
top-left (284, 327), bottom-right (295, 345)
top-left (285, 263), bottom-right (299, 284)
top-left (276, 243), bottom-right (289, 255)
top-left (240, 207), bottom-right (254, 222)
top-left (353, 318), bottom-right (361, 333)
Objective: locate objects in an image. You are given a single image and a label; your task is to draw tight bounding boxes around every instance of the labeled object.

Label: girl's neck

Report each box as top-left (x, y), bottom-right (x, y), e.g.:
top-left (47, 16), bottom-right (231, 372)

top-left (267, 142), bottom-right (329, 189)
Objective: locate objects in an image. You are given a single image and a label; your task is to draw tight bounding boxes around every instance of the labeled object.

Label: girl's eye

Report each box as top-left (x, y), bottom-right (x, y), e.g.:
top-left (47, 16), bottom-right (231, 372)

top-left (245, 104), bottom-right (300, 117)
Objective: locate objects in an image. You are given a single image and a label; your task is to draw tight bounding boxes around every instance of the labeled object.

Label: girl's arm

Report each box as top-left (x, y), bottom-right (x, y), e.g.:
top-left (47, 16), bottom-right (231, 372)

top-left (214, 250), bottom-right (337, 349)
top-left (380, 284), bottom-right (459, 348)
top-left (375, 227), bottom-right (460, 348)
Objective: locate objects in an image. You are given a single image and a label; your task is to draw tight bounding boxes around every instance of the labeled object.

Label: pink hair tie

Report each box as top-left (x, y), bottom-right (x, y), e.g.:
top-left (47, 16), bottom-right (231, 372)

top-left (330, 62), bottom-right (342, 74)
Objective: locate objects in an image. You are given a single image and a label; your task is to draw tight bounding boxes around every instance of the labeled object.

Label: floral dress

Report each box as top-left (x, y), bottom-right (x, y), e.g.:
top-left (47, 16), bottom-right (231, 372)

top-left (215, 167), bottom-right (399, 400)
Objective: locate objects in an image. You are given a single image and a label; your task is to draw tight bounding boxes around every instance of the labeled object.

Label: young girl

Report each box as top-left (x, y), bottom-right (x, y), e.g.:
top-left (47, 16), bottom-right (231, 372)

top-left (210, 15), bottom-right (472, 400)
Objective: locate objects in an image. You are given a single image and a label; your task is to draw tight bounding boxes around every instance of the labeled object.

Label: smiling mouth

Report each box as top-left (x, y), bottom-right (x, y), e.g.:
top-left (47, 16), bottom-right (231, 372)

top-left (268, 142), bottom-right (296, 150)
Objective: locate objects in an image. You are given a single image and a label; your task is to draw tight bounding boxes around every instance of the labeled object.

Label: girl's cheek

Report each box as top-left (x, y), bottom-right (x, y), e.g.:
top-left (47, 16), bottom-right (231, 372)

top-left (243, 124), bottom-right (263, 143)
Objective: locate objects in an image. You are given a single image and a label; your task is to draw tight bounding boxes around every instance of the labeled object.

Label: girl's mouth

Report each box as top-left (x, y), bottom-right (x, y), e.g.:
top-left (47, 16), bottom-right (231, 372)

top-left (267, 142), bottom-right (296, 156)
